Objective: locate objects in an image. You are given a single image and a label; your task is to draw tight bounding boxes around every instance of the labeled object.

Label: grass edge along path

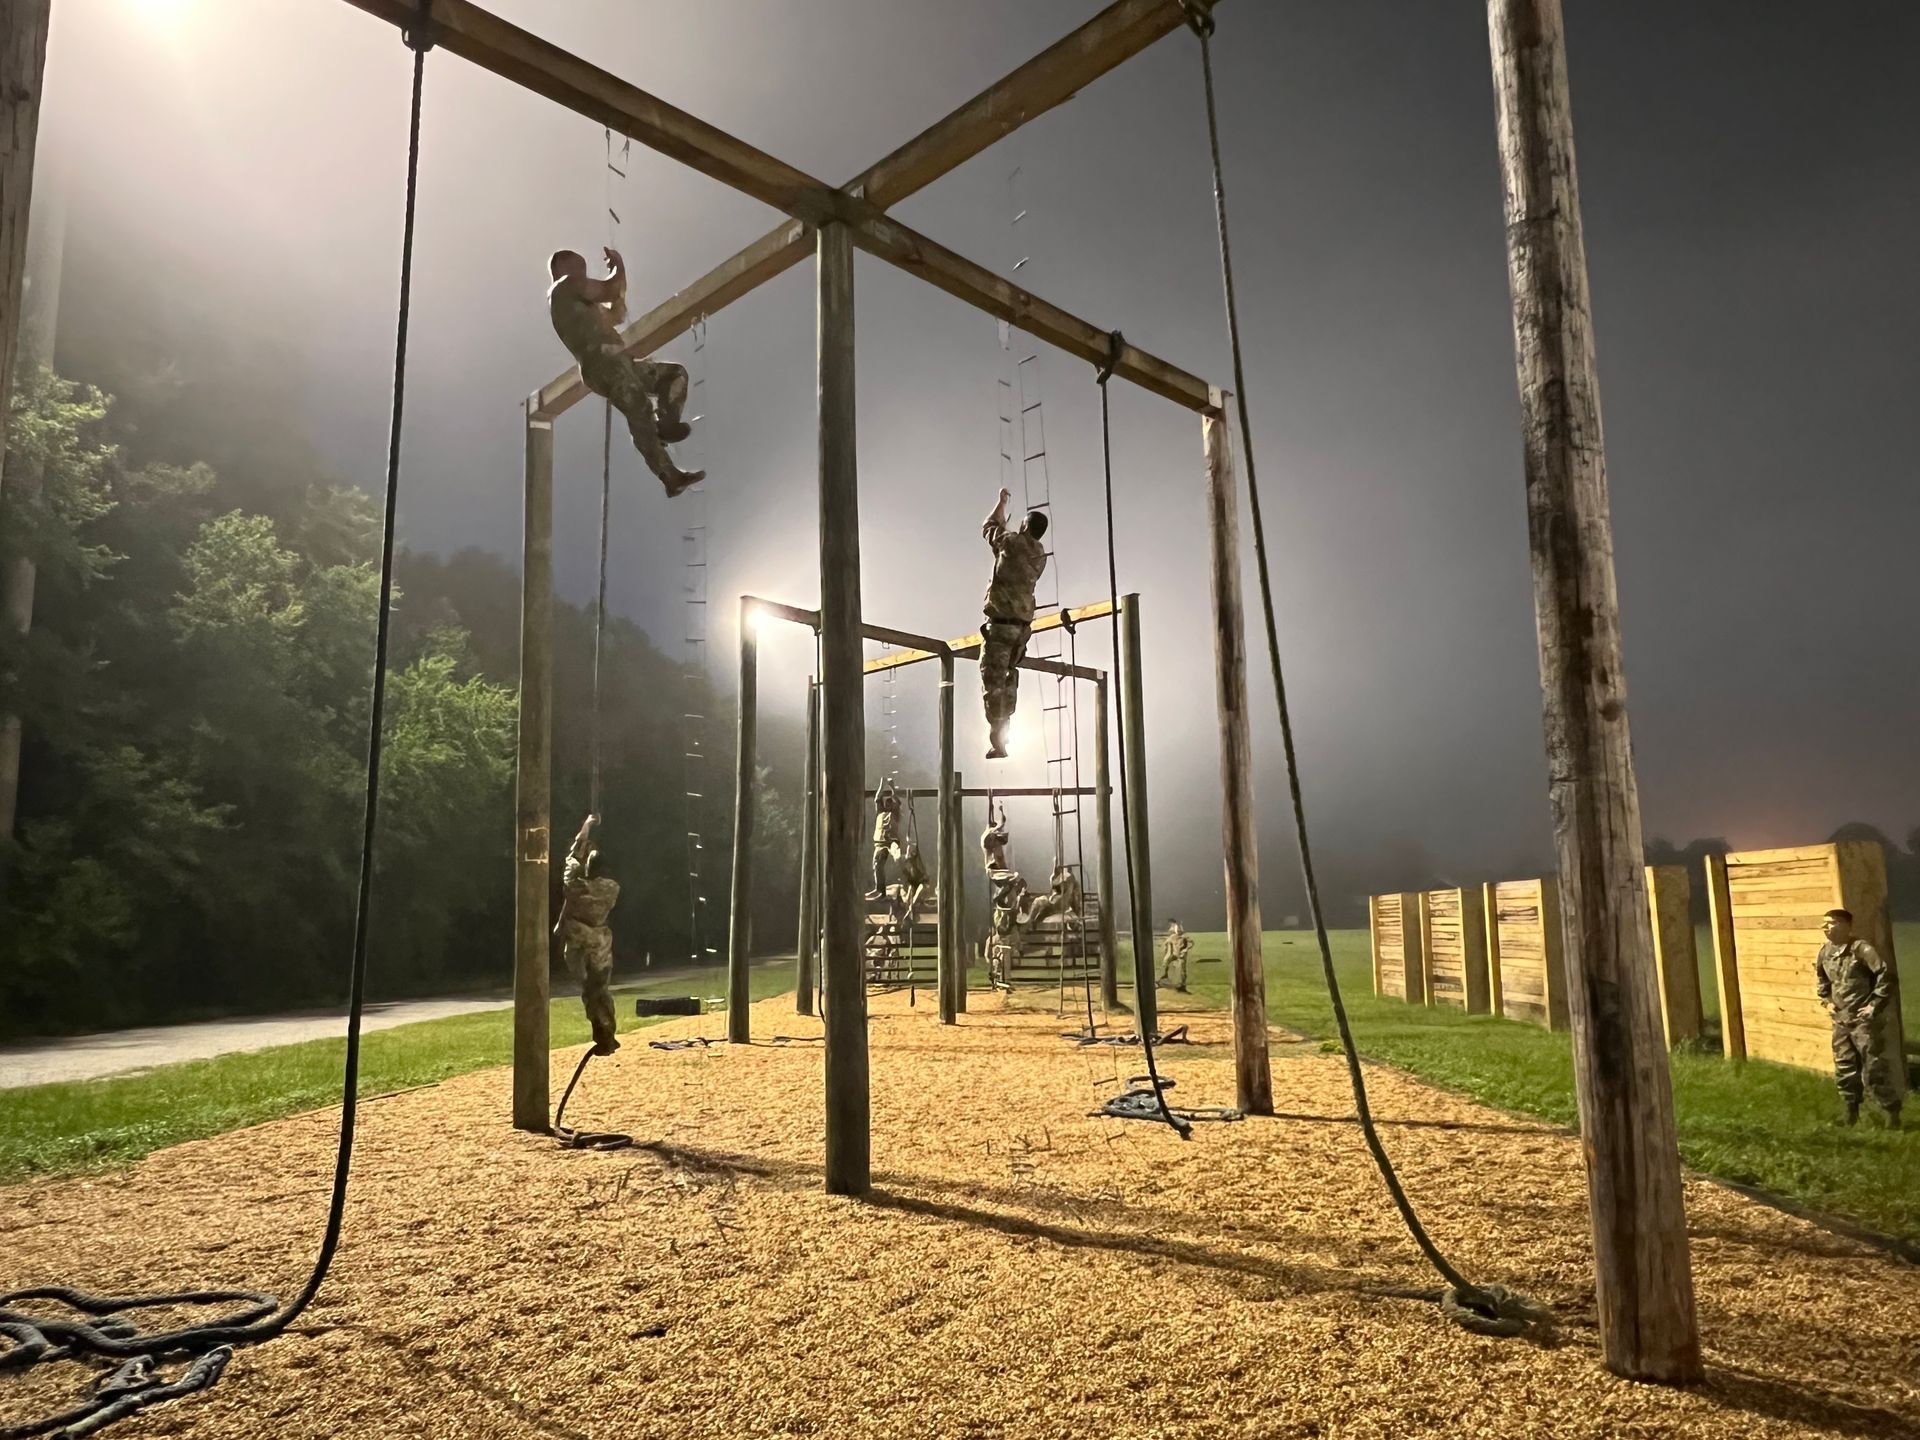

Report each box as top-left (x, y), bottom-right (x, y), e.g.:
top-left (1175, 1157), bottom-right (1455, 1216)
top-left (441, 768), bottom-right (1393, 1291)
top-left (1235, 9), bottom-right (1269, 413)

top-left (0, 961), bottom-right (792, 1185)
top-left (1169, 929), bottom-right (1919, 1248)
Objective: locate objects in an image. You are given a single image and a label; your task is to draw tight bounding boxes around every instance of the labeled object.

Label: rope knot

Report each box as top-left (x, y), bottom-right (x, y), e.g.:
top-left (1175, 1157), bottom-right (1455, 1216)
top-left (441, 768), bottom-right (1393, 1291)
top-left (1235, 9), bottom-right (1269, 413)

top-left (1178, 0), bottom-right (1216, 40)
top-left (1095, 329), bottom-right (1125, 387)
top-left (403, 0), bottom-right (439, 53)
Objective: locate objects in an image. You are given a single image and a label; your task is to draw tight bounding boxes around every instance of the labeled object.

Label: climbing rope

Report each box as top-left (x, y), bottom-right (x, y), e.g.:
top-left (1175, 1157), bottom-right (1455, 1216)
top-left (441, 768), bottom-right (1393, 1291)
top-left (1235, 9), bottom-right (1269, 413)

top-left (552, 1045), bottom-right (635, 1151)
top-left (1094, 331), bottom-right (1187, 1140)
top-left (0, 14), bottom-right (438, 1435)
top-left (1178, 0), bottom-right (1530, 1335)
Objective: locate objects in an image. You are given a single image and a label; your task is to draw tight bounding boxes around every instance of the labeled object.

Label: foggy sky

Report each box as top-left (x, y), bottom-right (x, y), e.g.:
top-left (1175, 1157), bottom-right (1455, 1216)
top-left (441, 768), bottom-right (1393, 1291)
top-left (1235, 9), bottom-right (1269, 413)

top-left (36, 1), bottom-right (1920, 922)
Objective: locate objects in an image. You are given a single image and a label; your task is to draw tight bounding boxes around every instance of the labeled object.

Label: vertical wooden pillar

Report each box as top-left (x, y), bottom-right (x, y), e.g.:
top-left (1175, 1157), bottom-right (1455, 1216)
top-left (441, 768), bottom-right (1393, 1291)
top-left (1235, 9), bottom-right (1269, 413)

top-left (1202, 394), bottom-right (1271, 1113)
top-left (816, 222), bottom-right (870, 1195)
top-left (1645, 865), bottom-right (1702, 1047)
top-left (1118, 592), bottom-right (1156, 1037)
top-left (1488, 0), bottom-right (1700, 1382)
top-left (950, 772), bottom-right (968, 1014)
top-left (1094, 677), bottom-right (1120, 1012)
top-left (725, 598), bottom-right (758, 1042)
top-left (936, 654), bottom-right (958, 1024)
top-left (1483, 881), bottom-right (1505, 1016)
top-left (795, 679), bottom-right (821, 1016)
top-left (1703, 853), bottom-right (1742, 1060)
top-left (512, 406), bottom-right (555, 1132)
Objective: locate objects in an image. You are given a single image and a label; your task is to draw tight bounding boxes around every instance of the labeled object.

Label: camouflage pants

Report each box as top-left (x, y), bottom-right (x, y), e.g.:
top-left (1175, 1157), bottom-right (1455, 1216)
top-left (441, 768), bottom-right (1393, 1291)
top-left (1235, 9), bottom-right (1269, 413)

top-left (1833, 1013), bottom-right (1900, 1111)
top-left (581, 352), bottom-right (689, 488)
top-left (560, 920), bottom-right (618, 1052)
top-left (979, 621), bottom-right (1031, 732)
top-left (871, 841), bottom-right (895, 896)
top-left (1159, 943), bottom-right (1189, 991)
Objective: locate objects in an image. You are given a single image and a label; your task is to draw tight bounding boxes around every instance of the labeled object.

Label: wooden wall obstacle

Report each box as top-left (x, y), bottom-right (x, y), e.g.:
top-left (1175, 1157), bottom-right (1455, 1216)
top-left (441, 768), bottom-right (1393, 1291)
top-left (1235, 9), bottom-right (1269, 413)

top-left (1645, 864), bottom-right (1703, 1047)
top-left (1419, 887), bottom-right (1490, 1013)
top-left (1369, 892), bottom-right (1425, 1002)
top-left (1487, 877), bottom-right (1566, 1030)
top-left (1711, 841), bottom-right (1906, 1099)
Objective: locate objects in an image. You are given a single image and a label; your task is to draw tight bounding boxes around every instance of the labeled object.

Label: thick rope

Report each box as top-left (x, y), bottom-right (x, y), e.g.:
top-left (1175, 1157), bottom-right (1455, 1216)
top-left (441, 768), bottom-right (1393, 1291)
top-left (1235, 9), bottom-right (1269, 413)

top-left (589, 399), bottom-right (612, 817)
top-left (1180, 2), bottom-right (1525, 1331)
top-left (552, 1045), bottom-right (634, 1151)
top-left (0, 19), bottom-right (437, 1436)
top-left (1095, 333), bottom-right (1187, 1140)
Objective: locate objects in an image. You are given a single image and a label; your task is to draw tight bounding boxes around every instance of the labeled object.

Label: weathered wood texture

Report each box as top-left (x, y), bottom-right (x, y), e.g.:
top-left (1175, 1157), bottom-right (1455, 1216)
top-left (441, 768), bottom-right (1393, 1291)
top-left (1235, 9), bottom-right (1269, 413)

top-left (725, 599), bottom-right (757, 1043)
top-left (1704, 852), bottom-right (1742, 1060)
top-left (1118, 594), bottom-right (1155, 1037)
top-left (1094, 679), bottom-right (1121, 1012)
top-left (936, 654), bottom-right (958, 1025)
top-left (512, 412), bottom-right (554, 1131)
top-left (1420, 887), bottom-right (1490, 1014)
top-left (795, 680), bottom-right (820, 1016)
top-left (1488, 878), bottom-right (1566, 1029)
top-left (816, 224), bottom-right (869, 1194)
top-left (1203, 396), bottom-right (1270, 1113)
top-left (1483, 882), bottom-right (1505, 1014)
top-left (530, 0), bottom-right (1210, 417)
top-left (1488, 0), bottom-right (1699, 1383)
top-left (1718, 842), bottom-right (1905, 1098)
top-left (1368, 893), bottom-right (1425, 1003)
top-left (1645, 865), bottom-right (1702, 1046)
top-left (0, 0), bottom-right (48, 474)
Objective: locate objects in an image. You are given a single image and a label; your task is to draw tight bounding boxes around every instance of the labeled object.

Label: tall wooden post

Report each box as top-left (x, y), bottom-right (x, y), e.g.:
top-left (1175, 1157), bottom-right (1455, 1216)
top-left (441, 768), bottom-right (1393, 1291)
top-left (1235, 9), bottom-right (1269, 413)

top-left (1704, 853), bottom-right (1742, 1060)
top-left (816, 222), bottom-right (870, 1195)
top-left (1093, 676), bottom-right (1120, 1011)
top-left (1203, 392), bottom-right (1272, 1114)
top-left (1488, 0), bottom-right (1700, 1383)
top-left (1118, 593), bottom-right (1156, 1037)
top-left (513, 406), bottom-right (555, 1132)
top-left (950, 771), bottom-right (968, 1014)
top-left (795, 679), bottom-right (821, 1016)
top-left (936, 653), bottom-right (958, 1024)
top-left (725, 597), bottom-right (758, 1042)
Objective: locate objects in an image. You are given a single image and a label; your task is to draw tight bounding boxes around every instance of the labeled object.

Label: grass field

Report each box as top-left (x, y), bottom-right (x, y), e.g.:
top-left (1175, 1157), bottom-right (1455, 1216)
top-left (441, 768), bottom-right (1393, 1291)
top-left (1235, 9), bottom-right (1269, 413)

top-left (1166, 927), bottom-right (1919, 1245)
top-left (0, 962), bottom-right (786, 1185)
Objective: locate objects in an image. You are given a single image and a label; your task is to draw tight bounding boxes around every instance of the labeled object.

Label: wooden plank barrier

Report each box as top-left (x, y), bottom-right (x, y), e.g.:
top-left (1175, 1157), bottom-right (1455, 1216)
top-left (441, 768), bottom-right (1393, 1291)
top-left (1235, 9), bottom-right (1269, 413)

top-left (1419, 887), bottom-right (1490, 1013)
top-left (1487, 877), bottom-right (1566, 1030)
top-left (1645, 864), bottom-right (1703, 1047)
top-left (1368, 892), bottom-right (1425, 1002)
top-left (1717, 841), bottom-right (1906, 1100)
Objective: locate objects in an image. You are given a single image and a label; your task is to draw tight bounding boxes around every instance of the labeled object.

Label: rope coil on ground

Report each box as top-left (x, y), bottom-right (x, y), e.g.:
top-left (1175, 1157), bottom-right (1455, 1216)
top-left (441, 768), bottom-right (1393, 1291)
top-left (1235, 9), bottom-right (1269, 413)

top-left (552, 1046), bottom-right (635, 1151)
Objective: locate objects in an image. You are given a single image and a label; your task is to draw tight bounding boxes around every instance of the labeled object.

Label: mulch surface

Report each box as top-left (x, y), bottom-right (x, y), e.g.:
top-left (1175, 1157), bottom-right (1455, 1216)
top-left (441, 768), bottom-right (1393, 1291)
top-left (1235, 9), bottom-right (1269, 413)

top-left (4, 990), bottom-right (1916, 1439)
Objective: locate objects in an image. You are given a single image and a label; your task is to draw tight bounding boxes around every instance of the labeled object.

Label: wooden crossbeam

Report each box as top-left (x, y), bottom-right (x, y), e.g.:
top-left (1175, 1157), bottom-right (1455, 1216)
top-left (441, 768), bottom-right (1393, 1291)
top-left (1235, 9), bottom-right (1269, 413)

top-left (528, 0), bottom-right (1219, 419)
top-left (864, 600), bottom-right (1117, 674)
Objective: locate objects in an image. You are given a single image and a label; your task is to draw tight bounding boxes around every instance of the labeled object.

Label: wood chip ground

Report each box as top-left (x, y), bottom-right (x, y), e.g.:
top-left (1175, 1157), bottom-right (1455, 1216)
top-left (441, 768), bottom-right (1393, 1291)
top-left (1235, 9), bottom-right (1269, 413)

top-left (4, 991), bottom-right (1916, 1439)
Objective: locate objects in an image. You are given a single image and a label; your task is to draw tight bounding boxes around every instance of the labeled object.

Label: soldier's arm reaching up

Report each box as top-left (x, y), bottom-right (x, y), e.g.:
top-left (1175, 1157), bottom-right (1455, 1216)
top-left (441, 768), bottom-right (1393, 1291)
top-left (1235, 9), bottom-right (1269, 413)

top-left (982, 487), bottom-right (1013, 549)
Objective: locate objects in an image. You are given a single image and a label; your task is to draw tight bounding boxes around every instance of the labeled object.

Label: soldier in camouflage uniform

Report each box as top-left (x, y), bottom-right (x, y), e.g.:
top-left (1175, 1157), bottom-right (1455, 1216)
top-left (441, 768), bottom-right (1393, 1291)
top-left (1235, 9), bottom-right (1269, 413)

top-left (553, 814), bottom-right (621, 1055)
top-left (867, 779), bottom-right (903, 900)
top-left (980, 801), bottom-right (1011, 875)
top-left (894, 838), bottom-right (932, 923)
top-left (978, 487), bottom-right (1049, 759)
top-left (547, 247), bottom-right (704, 496)
top-left (1159, 919), bottom-right (1193, 992)
top-left (1816, 908), bottom-right (1901, 1128)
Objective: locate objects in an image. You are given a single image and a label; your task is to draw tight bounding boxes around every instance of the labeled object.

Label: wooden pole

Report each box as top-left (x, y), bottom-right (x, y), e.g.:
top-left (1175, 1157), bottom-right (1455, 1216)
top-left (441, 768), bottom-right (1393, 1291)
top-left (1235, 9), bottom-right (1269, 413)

top-left (1487, 0), bottom-right (1700, 1383)
top-left (1704, 853), bottom-right (1742, 1060)
top-left (1202, 393), bottom-right (1271, 1113)
top-left (951, 771), bottom-right (967, 1014)
top-left (1483, 881), bottom-right (1506, 1016)
top-left (1117, 593), bottom-right (1156, 1037)
top-left (512, 407), bottom-right (555, 1132)
top-left (0, 0), bottom-right (48, 472)
top-left (725, 597), bottom-right (758, 1042)
top-left (1094, 677), bottom-right (1120, 1012)
top-left (795, 679), bottom-right (820, 1016)
top-left (936, 653), bottom-right (958, 1024)
top-left (816, 222), bottom-right (869, 1194)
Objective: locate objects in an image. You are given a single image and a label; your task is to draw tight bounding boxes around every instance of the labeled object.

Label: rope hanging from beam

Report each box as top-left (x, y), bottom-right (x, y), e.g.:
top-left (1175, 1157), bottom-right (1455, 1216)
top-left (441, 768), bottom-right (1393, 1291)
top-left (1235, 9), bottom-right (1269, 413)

top-left (0, 12), bottom-right (439, 1433)
top-left (1178, 0), bottom-right (1537, 1338)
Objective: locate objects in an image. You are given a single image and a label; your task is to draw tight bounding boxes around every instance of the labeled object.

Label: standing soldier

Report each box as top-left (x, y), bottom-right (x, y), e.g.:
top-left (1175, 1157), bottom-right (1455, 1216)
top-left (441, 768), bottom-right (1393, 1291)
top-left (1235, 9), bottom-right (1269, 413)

top-left (1159, 918), bottom-right (1193, 992)
top-left (1816, 908), bottom-right (1901, 1128)
top-left (553, 814), bottom-right (621, 1056)
top-left (978, 486), bottom-right (1049, 759)
top-left (547, 246), bottom-right (705, 496)
top-left (866, 779), bottom-right (903, 901)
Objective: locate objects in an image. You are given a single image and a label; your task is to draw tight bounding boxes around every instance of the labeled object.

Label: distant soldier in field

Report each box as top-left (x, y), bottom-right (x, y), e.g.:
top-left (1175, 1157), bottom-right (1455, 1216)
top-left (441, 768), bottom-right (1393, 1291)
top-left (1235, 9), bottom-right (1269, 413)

top-left (553, 814), bottom-right (620, 1055)
top-left (978, 486), bottom-right (1048, 759)
top-left (547, 246), bottom-right (704, 496)
top-left (867, 779), bottom-right (903, 901)
top-left (980, 800), bottom-right (1012, 876)
top-left (1160, 919), bottom-right (1193, 992)
top-left (1816, 908), bottom-right (1901, 1128)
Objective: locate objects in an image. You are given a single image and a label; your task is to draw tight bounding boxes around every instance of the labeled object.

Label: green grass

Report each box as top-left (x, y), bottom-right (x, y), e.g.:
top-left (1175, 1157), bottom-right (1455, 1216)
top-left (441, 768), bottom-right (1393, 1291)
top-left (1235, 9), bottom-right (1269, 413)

top-left (0, 963), bottom-right (790, 1185)
top-left (1165, 929), bottom-right (1919, 1244)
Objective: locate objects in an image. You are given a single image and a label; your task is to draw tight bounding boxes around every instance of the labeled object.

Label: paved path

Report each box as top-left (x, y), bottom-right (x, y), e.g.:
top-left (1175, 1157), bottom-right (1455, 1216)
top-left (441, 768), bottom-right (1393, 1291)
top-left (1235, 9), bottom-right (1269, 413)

top-left (0, 996), bottom-right (512, 1089)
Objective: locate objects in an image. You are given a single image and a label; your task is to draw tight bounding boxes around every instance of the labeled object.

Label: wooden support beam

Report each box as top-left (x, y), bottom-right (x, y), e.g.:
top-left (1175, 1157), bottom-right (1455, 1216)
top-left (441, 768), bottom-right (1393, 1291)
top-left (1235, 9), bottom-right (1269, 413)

top-left (1118, 593), bottom-right (1156, 1036)
top-left (1488, 0), bottom-right (1699, 1384)
top-left (1704, 852), bottom-right (1742, 1060)
top-left (936, 654), bottom-right (958, 1025)
top-left (949, 771), bottom-right (967, 1015)
top-left (529, 0), bottom-right (1218, 418)
top-left (725, 596), bottom-right (757, 1043)
top-left (1202, 392), bottom-right (1271, 1114)
top-left (816, 223), bottom-right (869, 1195)
top-left (865, 600), bottom-right (1116, 673)
top-left (512, 408), bottom-right (554, 1132)
top-left (1094, 677), bottom-right (1121, 1012)
top-left (795, 680), bottom-right (820, 1017)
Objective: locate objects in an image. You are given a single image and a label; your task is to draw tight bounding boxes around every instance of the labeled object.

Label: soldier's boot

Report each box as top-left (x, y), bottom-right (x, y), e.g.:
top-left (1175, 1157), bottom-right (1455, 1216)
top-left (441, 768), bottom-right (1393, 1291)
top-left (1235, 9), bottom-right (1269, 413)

top-left (1838, 1101), bottom-right (1860, 1126)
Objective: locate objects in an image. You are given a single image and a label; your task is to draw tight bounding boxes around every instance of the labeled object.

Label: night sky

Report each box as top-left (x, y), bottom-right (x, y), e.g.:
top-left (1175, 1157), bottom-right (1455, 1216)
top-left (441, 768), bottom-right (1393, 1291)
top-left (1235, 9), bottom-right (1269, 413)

top-left (36, 1), bottom-right (1920, 921)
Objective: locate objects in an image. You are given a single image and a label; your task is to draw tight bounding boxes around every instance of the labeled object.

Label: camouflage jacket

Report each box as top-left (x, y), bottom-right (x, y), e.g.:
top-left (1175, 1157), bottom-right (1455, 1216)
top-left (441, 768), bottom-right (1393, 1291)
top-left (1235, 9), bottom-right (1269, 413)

top-left (1816, 940), bottom-right (1893, 1020)
top-left (561, 868), bottom-right (621, 931)
top-left (548, 278), bottom-right (622, 365)
top-left (981, 517), bottom-right (1047, 624)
